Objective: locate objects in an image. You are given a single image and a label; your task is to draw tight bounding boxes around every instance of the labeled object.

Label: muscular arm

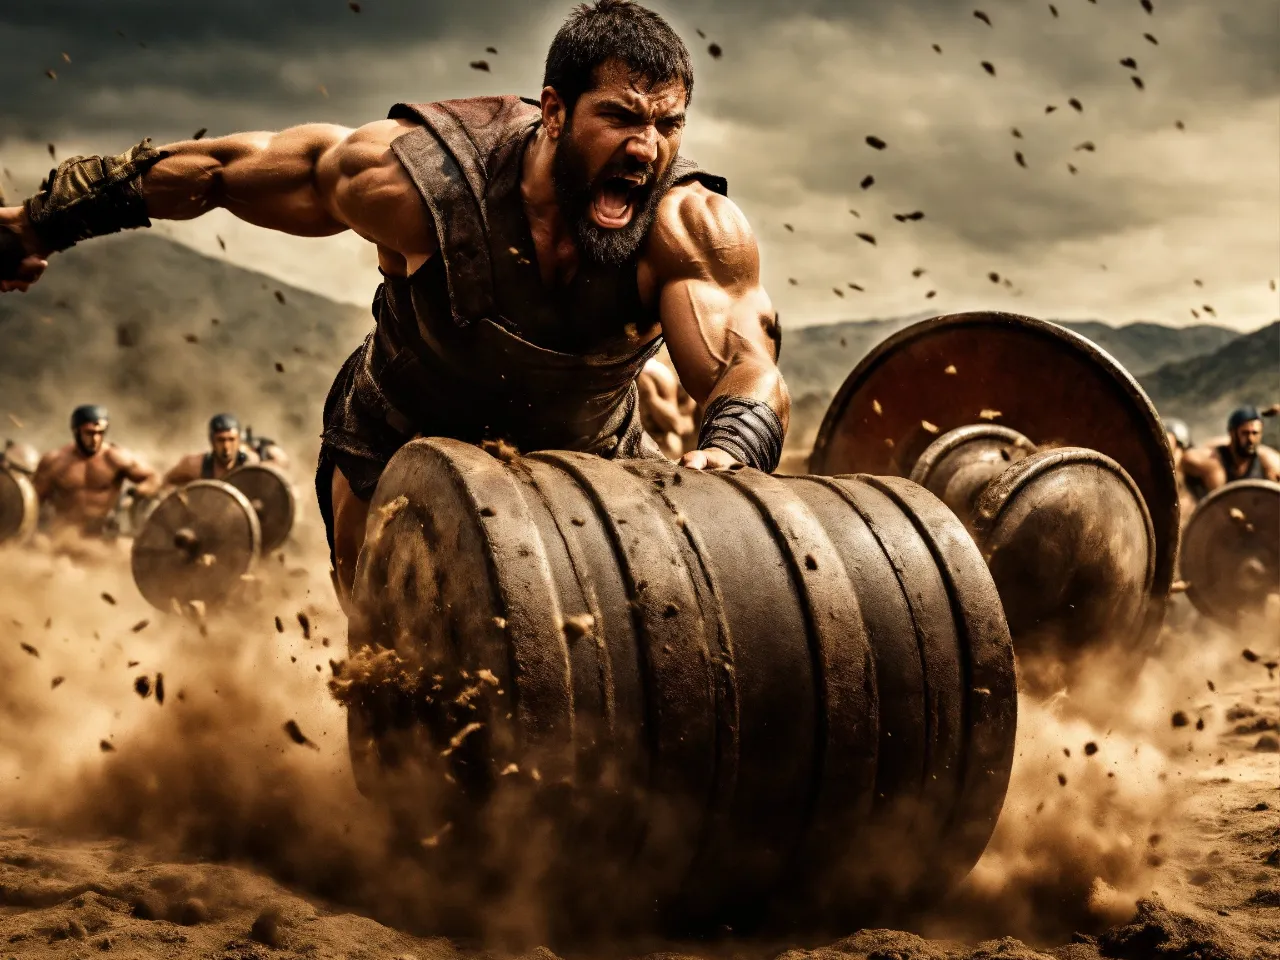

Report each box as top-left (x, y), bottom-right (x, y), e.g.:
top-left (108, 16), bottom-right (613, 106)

top-left (649, 185), bottom-right (788, 467)
top-left (163, 455), bottom-right (202, 488)
top-left (111, 448), bottom-right (160, 497)
top-left (1, 120), bottom-right (437, 289)
top-left (1260, 447), bottom-right (1280, 481)
top-left (33, 451), bottom-right (59, 500)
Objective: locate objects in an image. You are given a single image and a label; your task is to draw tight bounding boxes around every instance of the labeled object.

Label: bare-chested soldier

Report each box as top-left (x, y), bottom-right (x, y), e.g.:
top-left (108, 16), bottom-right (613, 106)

top-left (164, 413), bottom-right (259, 486)
top-left (1181, 406), bottom-right (1280, 497)
top-left (33, 405), bottom-right (159, 536)
top-left (0, 1), bottom-right (787, 606)
top-left (638, 355), bottom-right (698, 459)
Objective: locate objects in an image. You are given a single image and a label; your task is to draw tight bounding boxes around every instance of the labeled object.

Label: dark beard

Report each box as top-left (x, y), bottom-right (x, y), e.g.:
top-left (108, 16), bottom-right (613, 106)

top-left (552, 124), bottom-right (677, 268)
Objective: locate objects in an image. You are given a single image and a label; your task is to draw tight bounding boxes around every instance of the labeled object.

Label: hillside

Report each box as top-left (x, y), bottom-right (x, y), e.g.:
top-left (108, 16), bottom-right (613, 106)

top-left (0, 233), bottom-right (370, 466)
top-left (1139, 320), bottom-right (1280, 445)
top-left (0, 232), bottom-right (1258, 466)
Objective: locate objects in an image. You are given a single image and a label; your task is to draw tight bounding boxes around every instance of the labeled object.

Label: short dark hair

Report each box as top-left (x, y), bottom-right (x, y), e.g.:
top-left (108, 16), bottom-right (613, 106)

top-left (544, 0), bottom-right (694, 115)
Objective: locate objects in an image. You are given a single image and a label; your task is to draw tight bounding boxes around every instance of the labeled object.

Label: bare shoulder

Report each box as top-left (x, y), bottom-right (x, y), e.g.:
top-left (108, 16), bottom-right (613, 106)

top-left (648, 181), bottom-right (758, 283)
top-left (38, 444), bottom-right (73, 472)
top-left (104, 443), bottom-right (141, 470)
top-left (319, 117), bottom-right (436, 258)
top-left (1259, 445), bottom-right (1280, 471)
top-left (1181, 445), bottom-right (1214, 471)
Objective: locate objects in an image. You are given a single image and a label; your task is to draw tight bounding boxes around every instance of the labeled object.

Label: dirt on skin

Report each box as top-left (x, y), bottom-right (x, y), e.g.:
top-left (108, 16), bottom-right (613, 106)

top-left (0, 522), bottom-right (1277, 960)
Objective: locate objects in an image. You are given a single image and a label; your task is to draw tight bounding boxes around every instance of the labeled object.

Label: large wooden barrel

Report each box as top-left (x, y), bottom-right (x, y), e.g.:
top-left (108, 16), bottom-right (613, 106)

top-left (345, 438), bottom-right (1016, 935)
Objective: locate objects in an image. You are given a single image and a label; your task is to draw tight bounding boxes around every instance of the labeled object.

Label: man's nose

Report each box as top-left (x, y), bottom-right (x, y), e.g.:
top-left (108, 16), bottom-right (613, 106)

top-left (625, 126), bottom-right (659, 165)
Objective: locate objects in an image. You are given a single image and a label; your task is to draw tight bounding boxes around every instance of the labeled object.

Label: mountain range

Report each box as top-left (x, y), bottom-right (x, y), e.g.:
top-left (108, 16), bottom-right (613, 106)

top-left (0, 233), bottom-right (1272, 470)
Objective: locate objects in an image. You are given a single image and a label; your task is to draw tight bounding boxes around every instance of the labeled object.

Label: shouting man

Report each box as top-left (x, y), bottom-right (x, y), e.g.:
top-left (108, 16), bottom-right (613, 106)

top-left (164, 413), bottom-right (259, 486)
top-left (0, 0), bottom-right (783, 604)
top-left (1181, 405), bottom-right (1280, 495)
top-left (33, 405), bottom-right (159, 536)
top-left (0, 0), bottom-right (787, 604)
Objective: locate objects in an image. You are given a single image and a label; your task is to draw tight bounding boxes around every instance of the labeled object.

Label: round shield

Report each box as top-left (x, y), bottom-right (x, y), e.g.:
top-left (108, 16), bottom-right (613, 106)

top-left (1181, 480), bottom-right (1280, 625)
top-left (225, 463), bottom-right (295, 553)
top-left (0, 468), bottom-right (38, 544)
top-left (131, 480), bottom-right (261, 612)
top-left (809, 312), bottom-right (1179, 646)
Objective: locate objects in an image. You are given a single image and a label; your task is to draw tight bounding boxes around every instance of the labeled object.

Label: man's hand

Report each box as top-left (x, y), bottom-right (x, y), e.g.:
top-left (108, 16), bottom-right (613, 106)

top-left (679, 447), bottom-right (742, 471)
top-left (0, 208), bottom-right (49, 292)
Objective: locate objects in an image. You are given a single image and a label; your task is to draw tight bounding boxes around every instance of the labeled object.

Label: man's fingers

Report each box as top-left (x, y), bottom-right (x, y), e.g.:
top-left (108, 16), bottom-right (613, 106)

top-left (680, 450), bottom-right (709, 470)
top-left (0, 256), bottom-right (47, 292)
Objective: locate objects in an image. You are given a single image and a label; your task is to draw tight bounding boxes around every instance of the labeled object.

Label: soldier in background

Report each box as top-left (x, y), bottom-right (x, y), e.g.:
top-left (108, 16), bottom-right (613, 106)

top-left (1181, 405), bottom-right (1280, 495)
top-left (638, 355), bottom-right (699, 460)
top-left (164, 413), bottom-right (258, 486)
top-left (34, 404), bottom-right (159, 536)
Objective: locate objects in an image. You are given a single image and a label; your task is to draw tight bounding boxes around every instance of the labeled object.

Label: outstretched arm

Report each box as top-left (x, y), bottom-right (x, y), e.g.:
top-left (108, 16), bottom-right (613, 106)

top-left (651, 184), bottom-right (789, 471)
top-left (0, 119), bottom-right (436, 291)
top-left (113, 449), bottom-right (161, 498)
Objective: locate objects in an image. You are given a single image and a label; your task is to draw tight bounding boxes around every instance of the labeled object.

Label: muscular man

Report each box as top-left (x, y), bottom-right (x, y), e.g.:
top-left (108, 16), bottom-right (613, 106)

top-left (1181, 406), bottom-right (1280, 495)
top-left (33, 405), bottom-right (159, 536)
top-left (164, 413), bottom-right (259, 486)
top-left (637, 355), bottom-right (698, 459)
top-left (0, 0), bottom-right (787, 605)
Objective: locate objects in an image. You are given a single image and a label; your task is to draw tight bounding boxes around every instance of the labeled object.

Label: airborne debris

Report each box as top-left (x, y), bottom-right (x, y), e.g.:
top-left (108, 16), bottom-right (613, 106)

top-left (45, 69), bottom-right (57, 80)
top-left (274, 290), bottom-right (286, 305)
top-left (134, 676), bottom-right (151, 699)
top-left (1069, 98), bottom-right (1083, 112)
top-left (20, 642), bottom-right (39, 658)
top-left (1144, 33), bottom-right (1158, 44)
top-left (856, 232), bottom-right (877, 245)
top-left (1084, 741), bottom-right (1098, 756)
top-left (1131, 76), bottom-right (1145, 90)
top-left (979, 409), bottom-right (1002, 420)
top-left (441, 722), bottom-right (484, 757)
top-left (283, 719), bottom-right (318, 749)
top-left (1014, 151), bottom-right (1027, 169)
top-left (101, 592), bottom-right (116, 605)
top-left (131, 619), bottom-right (150, 633)
top-left (1140, 0), bottom-right (1153, 13)
top-left (865, 135), bottom-right (887, 150)
top-left (348, 1), bottom-right (361, 11)
top-left (1120, 57), bottom-right (1138, 69)
top-left (192, 128), bottom-right (207, 140)
top-left (981, 61), bottom-right (996, 76)
top-left (860, 175), bottom-right (875, 189)
top-left (1075, 141), bottom-right (1096, 152)
top-left (99, 740), bottom-right (115, 752)
top-left (708, 43), bottom-right (723, 59)
top-left (562, 613), bottom-right (595, 640)
top-left (1171, 711), bottom-right (1189, 728)
top-left (932, 43), bottom-right (942, 53)
top-left (944, 365), bottom-right (957, 375)
top-left (973, 10), bottom-right (991, 26)
top-left (989, 272), bottom-right (1001, 283)
top-left (486, 46), bottom-right (498, 54)
top-left (51, 676), bottom-right (65, 689)
top-left (894, 211), bottom-right (925, 222)
top-left (1049, 4), bottom-right (1058, 16)
top-left (275, 362), bottom-right (285, 373)
top-left (922, 420), bottom-right (939, 434)
top-left (1241, 649), bottom-right (1259, 662)
top-left (155, 673), bottom-right (165, 705)
top-left (783, 223), bottom-right (794, 233)
top-left (297, 611), bottom-right (311, 639)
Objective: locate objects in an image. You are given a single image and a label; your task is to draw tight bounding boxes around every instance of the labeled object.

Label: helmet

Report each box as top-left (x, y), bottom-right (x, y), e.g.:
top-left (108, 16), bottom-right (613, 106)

top-left (71, 404), bottom-right (109, 430)
top-left (1163, 417), bottom-right (1191, 451)
top-left (209, 413), bottom-right (241, 435)
top-left (2, 441), bottom-right (39, 475)
top-left (1227, 406), bottom-right (1261, 433)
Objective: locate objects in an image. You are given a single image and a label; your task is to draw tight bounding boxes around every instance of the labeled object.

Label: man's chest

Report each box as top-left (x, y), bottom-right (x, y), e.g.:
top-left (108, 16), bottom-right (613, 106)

top-left (55, 456), bottom-right (117, 492)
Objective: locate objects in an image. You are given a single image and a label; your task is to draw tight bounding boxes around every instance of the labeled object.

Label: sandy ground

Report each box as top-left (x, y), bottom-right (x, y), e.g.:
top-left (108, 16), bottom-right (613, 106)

top-left (0, 518), bottom-right (1276, 960)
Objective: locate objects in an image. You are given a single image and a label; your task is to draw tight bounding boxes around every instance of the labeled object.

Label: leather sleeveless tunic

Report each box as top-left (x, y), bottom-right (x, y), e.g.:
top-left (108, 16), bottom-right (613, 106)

top-left (201, 449), bottom-right (248, 479)
top-left (324, 95), bottom-right (727, 470)
top-left (1215, 445), bottom-right (1266, 481)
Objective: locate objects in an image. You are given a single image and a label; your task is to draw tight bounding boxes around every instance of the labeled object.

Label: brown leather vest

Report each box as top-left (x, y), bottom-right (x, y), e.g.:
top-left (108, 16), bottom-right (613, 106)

top-left (366, 95), bottom-right (727, 455)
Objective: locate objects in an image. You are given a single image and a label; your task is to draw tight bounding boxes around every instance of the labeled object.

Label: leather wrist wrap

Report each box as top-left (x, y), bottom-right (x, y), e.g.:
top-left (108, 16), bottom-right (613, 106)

top-left (23, 139), bottom-right (167, 253)
top-left (697, 395), bottom-right (785, 473)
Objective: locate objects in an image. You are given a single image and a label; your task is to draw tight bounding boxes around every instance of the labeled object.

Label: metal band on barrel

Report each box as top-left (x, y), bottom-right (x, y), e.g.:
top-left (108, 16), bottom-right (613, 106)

top-left (697, 395), bottom-right (785, 473)
top-left (23, 139), bottom-right (168, 254)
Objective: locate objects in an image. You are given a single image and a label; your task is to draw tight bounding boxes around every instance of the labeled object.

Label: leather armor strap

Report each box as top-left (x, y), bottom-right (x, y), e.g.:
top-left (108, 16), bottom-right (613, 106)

top-left (23, 139), bottom-right (168, 254)
top-left (697, 395), bottom-right (785, 473)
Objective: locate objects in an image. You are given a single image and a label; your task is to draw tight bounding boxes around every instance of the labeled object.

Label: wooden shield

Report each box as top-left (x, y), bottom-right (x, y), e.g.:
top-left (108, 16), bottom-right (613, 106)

top-left (809, 311), bottom-right (1180, 651)
top-left (0, 468), bottom-right (38, 545)
top-left (226, 462), bottom-right (296, 553)
top-left (131, 480), bottom-right (261, 611)
top-left (1181, 480), bottom-right (1280, 625)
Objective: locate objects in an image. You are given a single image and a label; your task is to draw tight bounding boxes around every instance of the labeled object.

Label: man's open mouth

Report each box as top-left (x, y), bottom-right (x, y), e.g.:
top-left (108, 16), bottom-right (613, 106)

top-left (591, 174), bottom-right (649, 229)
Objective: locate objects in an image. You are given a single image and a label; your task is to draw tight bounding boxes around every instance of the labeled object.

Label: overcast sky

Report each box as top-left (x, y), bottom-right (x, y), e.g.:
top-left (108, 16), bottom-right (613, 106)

top-left (2, 0), bottom-right (1277, 331)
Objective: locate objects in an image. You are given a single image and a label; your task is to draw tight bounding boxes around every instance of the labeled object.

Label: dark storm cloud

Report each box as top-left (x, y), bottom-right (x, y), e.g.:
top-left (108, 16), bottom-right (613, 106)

top-left (1, 0), bottom-right (1276, 328)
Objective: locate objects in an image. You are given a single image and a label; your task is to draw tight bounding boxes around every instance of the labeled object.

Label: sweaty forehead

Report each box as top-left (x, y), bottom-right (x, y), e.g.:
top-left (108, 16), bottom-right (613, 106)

top-left (587, 59), bottom-right (687, 115)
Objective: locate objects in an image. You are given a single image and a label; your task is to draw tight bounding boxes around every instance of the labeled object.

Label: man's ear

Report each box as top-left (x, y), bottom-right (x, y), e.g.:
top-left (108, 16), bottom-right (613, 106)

top-left (540, 86), bottom-right (567, 140)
